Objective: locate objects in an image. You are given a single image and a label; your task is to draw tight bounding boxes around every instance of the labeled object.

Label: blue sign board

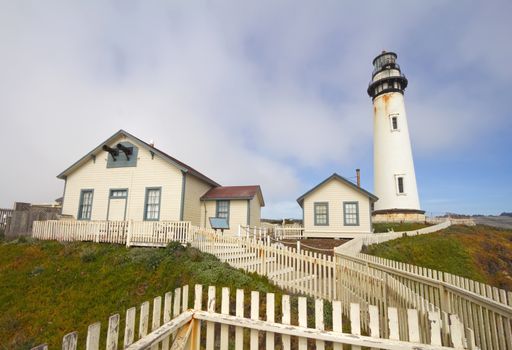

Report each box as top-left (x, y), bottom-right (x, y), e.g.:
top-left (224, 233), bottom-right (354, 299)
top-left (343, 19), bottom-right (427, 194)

top-left (209, 217), bottom-right (229, 230)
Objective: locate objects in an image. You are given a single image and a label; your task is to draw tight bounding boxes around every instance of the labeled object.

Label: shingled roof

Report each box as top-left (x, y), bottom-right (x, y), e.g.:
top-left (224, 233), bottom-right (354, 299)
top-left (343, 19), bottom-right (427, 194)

top-left (201, 185), bottom-right (265, 206)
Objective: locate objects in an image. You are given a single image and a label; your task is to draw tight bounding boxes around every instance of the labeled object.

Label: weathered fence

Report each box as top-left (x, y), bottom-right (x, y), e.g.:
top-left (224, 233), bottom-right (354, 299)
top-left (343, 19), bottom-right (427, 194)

top-left (31, 219), bottom-right (510, 348)
top-left (333, 220), bottom-right (512, 350)
top-left (33, 284), bottom-right (472, 350)
top-left (32, 220), bottom-right (191, 246)
top-left (237, 224), bottom-right (268, 239)
top-left (192, 227), bottom-right (337, 301)
top-left (275, 226), bottom-right (305, 239)
top-left (0, 208), bottom-right (13, 230)
top-left (335, 252), bottom-right (512, 350)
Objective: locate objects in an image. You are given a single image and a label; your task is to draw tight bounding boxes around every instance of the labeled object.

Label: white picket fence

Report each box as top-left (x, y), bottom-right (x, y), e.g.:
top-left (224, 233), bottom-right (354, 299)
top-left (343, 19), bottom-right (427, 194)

top-left (32, 220), bottom-right (191, 247)
top-left (192, 226), bottom-right (337, 300)
top-left (30, 219), bottom-right (512, 349)
top-left (275, 226), bottom-right (305, 239)
top-left (237, 224), bottom-right (268, 239)
top-left (33, 284), bottom-right (472, 350)
top-left (333, 220), bottom-right (512, 350)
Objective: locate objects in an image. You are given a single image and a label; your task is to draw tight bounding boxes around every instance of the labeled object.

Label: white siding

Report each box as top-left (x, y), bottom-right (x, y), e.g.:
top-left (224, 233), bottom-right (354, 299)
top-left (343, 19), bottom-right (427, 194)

top-left (62, 136), bottom-right (183, 221)
top-left (303, 179), bottom-right (372, 238)
top-left (182, 174), bottom-right (212, 226)
top-left (200, 199), bottom-right (248, 235)
top-left (249, 197), bottom-right (261, 227)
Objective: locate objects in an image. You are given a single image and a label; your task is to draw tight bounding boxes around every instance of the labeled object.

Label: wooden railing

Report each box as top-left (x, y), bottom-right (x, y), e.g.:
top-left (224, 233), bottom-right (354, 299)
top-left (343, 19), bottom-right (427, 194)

top-left (32, 220), bottom-right (191, 246)
top-left (275, 226), bottom-right (305, 239)
top-left (237, 224), bottom-right (268, 239)
top-left (334, 221), bottom-right (512, 350)
top-left (31, 220), bottom-right (509, 348)
top-left (192, 227), bottom-right (336, 300)
top-left (32, 284), bottom-right (472, 350)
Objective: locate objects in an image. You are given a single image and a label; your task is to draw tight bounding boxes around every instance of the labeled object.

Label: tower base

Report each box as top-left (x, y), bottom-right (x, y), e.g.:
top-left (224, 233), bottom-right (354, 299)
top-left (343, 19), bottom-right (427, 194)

top-left (372, 209), bottom-right (426, 223)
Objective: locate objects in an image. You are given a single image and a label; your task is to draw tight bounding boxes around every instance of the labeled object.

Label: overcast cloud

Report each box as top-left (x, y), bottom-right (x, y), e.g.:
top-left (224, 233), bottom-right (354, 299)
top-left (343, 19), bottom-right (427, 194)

top-left (1, 0), bottom-right (511, 217)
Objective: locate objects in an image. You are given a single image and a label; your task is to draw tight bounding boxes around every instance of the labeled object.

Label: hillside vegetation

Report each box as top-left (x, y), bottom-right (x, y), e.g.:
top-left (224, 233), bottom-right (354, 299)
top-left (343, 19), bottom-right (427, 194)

top-left (372, 222), bottom-right (431, 233)
top-left (0, 239), bottom-right (283, 349)
top-left (364, 225), bottom-right (512, 290)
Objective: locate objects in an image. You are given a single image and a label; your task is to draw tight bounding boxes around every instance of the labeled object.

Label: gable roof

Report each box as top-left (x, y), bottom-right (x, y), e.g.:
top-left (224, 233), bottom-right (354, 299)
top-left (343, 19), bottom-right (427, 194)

top-left (297, 173), bottom-right (378, 207)
top-left (57, 129), bottom-right (220, 187)
top-left (201, 185), bottom-right (265, 206)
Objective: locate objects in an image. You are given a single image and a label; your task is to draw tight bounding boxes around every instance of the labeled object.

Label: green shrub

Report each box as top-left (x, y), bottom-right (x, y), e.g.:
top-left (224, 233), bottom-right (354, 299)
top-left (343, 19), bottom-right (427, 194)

top-left (166, 241), bottom-right (185, 254)
top-left (80, 248), bottom-right (98, 263)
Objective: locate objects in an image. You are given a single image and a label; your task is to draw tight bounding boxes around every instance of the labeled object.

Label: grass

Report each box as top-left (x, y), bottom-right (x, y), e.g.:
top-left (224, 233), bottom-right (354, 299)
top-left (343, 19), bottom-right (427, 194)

top-left (364, 225), bottom-right (512, 290)
top-left (372, 222), bottom-right (432, 233)
top-left (0, 239), bottom-right (284, 349)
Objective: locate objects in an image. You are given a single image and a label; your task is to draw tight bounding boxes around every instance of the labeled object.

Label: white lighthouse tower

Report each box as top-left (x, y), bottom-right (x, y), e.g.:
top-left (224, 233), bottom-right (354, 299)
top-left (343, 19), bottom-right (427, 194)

top-left (368, 51), bottom-right (425, 222)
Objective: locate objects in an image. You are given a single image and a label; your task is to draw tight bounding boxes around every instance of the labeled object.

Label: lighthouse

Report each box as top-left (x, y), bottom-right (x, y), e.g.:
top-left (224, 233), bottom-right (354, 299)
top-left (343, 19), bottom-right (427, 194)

top-left (367, 51), bottom-right (425, 222)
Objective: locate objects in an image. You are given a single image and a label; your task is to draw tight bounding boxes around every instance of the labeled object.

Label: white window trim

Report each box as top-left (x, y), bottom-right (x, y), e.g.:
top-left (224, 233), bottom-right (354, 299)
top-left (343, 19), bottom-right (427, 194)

top-left (389, 113), bottom-right (400, 132)
top-left (394, 174), bottom-right (407, 196)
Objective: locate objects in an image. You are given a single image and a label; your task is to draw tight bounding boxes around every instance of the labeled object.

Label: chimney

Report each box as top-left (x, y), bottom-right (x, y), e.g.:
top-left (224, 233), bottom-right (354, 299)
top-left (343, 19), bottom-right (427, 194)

top-left (356, 169), bottom-right (361, 187)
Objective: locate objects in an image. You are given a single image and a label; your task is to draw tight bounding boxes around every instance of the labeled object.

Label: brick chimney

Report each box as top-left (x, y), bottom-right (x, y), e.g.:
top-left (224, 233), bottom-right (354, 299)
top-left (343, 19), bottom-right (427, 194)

top-left (356, 169), bottom-right (361, 187)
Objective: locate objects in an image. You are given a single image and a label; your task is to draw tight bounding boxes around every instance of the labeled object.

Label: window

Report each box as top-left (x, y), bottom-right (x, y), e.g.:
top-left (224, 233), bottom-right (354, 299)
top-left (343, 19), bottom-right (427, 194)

top-left (78, 190), bottom-right (93, 220)
top-left (144, 188), bottom-right (161, 221)
top-left (110, 189), bottom-right (127, 198)
top-left (314, 202), bottom-right (329, 226)
top-left (390, 114), bottom-right (399, 131)
top-left (216, 200), bottom-right (230, 222)
top-left (397, 177), bottom-right (405, 194)
top-left (343, 202), bottom-right (359, 226)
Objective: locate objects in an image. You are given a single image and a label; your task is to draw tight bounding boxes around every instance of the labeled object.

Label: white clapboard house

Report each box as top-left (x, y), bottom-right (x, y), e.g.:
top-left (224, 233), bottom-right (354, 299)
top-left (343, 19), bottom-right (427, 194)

top-left (58, 130), bottom-right (264, 234)
top-left (297, 173), bottom-right (378, 238)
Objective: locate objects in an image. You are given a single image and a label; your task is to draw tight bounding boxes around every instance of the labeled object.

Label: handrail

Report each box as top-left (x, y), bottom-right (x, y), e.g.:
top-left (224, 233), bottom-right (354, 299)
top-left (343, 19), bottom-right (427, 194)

top-left (342, 252), bottom-right (512, 317)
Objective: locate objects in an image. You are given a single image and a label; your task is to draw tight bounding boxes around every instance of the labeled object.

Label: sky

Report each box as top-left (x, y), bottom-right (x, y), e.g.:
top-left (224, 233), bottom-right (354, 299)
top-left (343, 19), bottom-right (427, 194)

top-left (0, 0), bottom-right (511, 218)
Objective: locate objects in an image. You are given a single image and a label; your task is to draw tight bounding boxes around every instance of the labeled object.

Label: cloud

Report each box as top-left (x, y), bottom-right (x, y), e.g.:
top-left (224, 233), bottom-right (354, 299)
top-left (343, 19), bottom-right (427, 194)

top-left (0, 1), bottom-right (510, 218)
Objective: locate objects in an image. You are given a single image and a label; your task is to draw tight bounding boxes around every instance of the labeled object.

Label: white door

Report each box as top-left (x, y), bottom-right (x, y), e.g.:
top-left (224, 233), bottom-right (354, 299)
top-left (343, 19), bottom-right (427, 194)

top-left (108, 190), bottom-right (128, 221)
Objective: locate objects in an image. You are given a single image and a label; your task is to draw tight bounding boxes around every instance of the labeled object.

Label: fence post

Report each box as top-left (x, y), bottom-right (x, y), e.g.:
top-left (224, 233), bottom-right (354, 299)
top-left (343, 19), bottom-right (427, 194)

top-left (187, 222), bottom-right (192, 243)
top-left (297, 241), bottom-right (301, 253)
top-left (439, 278), bottom-right (450, 314)
top-left (95, 222), bottom-right (100, 243)
top-left (126, 220), bottom-right (132, 248)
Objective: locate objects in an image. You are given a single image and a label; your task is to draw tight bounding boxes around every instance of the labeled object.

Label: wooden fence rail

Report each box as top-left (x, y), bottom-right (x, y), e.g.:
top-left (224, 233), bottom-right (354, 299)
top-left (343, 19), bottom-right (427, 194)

top-left (32, 284), bottom-right (472, 350)
top-left (333, 221), bottom-right (512, 350)
top-left (275, 226), bottom-right (305, 239)
top-left (31, 220), bottom-right (509, 349)
top-left (237, 224), bottom-right (268, 239)
top-left (191, 226), bottom-right (337, 301)
top-left (32, 220), bottom-right (191, 247)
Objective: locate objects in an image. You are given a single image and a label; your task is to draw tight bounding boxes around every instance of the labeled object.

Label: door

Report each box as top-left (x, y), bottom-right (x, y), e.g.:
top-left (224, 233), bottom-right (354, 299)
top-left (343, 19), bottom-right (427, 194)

top-left (108, 189), bottom-right (128, 221)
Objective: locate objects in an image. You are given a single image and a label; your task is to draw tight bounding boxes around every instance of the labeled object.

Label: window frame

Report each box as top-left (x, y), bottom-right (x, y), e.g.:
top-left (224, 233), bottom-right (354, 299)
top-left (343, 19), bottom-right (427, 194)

top-left (314, 202), bottom-right (329, 226)
top-left (389, 113), bottom-right (400, 132)
top-left (77, 189), bottom-right (94, 220)
top-left (144, 187), bottom-right (162, 221)
top-left (343, 201), bottom-right (360, 226)
top-left (395, 175), bottom-right (406, 195)
top-left (216, 200), bottom-right (230, 224)
top-left (109, 189), bottom-right (128, 199)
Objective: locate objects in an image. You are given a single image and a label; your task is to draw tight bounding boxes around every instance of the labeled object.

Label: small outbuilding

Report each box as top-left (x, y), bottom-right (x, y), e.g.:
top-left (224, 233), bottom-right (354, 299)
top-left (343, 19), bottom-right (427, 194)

top-left (200, 186), bottom-right (265, 234)
top-left (297, 173), bottom-right (378, 238)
